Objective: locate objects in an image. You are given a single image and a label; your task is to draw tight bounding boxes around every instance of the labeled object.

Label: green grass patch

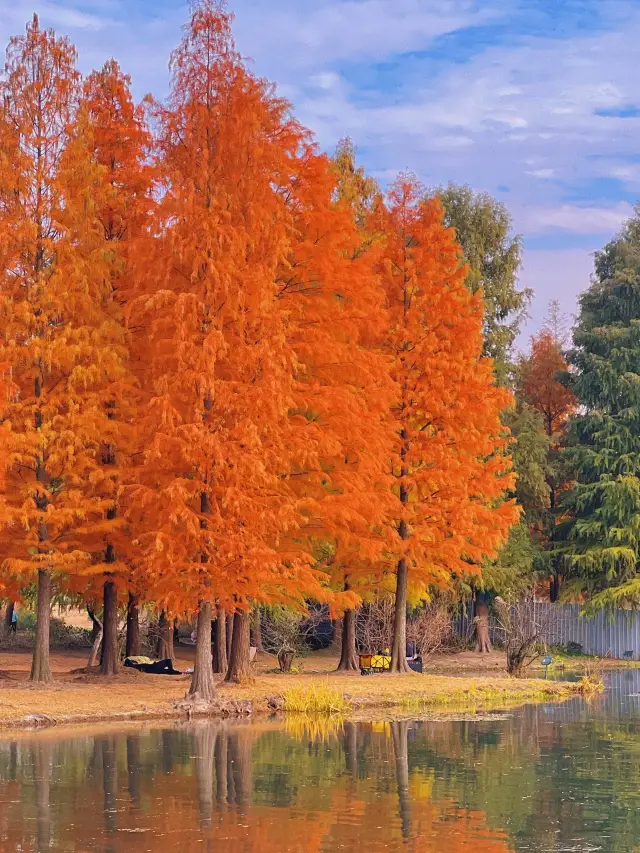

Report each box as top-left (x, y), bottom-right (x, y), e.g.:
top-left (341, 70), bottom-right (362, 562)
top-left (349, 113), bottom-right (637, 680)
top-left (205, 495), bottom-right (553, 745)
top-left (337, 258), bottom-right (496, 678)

top-left (391, 682), bottom-right (581, 713)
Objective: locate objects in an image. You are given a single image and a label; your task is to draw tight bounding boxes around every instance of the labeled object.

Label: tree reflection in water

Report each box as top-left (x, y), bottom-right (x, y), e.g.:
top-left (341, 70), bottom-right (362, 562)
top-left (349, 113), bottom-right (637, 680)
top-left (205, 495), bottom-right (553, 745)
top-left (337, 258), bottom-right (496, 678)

top-left (2, 678), bottom-right (640, 853)
top-left (0, 721), bottom-right (512, 852)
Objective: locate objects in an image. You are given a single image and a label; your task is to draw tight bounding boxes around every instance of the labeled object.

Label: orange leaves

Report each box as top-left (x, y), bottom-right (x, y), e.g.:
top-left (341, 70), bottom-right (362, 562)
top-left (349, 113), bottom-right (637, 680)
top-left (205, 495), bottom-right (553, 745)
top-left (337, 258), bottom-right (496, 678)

top-left (0, 1), bottom-right (516, 631)
top-left (378, 177), bottom-right (517, 591)
top-left (0, 22), bottom-right (150, 606)
top-left (521, 329), bottom-right (576, 438)
top-left (125, 1), bottom-right (320, 615)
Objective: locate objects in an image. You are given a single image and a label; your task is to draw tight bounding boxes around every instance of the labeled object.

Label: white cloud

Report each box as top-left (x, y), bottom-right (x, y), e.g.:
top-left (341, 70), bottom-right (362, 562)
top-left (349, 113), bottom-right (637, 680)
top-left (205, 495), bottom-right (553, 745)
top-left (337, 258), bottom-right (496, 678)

top-left (523, 203), bottom-right (633, 234)
top-left (0, 1), bottom-right (117, 33)
top-left (232, 0), bottom-right (502, 70)
top-left (38, 2), bottom-right (114, 31)
top-left (308, 72), bottom-right (342, 91)
top-left (1, 0), bottom-right (639, 335)
top-left (525, 168), bottom-right (555, 179)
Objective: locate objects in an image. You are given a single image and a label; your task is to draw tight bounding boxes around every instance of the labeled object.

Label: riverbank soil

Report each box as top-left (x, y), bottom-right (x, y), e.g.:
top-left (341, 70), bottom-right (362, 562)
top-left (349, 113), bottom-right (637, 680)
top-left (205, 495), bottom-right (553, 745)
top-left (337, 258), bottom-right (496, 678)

top-left (0, 645), bottom-right (584, 728)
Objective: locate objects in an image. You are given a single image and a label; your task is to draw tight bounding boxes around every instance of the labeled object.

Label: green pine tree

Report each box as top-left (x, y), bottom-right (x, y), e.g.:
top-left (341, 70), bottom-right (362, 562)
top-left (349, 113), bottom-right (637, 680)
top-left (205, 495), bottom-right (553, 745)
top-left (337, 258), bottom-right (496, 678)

top-left (476, 402), bottom-right (550, 599)
top-left (561, 210), bottom-right (640, 609)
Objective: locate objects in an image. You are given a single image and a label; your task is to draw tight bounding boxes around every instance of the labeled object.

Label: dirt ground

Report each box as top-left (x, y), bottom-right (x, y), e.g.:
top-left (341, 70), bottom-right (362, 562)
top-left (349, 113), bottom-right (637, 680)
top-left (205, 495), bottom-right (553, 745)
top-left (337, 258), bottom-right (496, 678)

top-left (0, 644), bottom-right (583, 729)
top-left (0, 644), bottom-right (516, 678)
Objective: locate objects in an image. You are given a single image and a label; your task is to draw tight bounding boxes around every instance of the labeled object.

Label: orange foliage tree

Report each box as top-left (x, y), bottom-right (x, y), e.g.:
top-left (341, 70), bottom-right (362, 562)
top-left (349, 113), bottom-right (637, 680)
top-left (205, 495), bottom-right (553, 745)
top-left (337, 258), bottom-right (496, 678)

top-left (0, 16), bottom-right (82, 682)
top-left (275, 145), bottom-right (396, 672)
top-left (69, 59), bottom-right (153, 673)
top-left (521, 329), bottom-right (575, 438)
top-left (376, 177), bottom-right (517, 671)
top-left (126, 0), bottom-right (334, 698)
top-left (0, 4), bottom-right (521, 684)
top-left (520, 319), bottom-right (577, 600)
top-left (0, 17), bottom-right (136, 681)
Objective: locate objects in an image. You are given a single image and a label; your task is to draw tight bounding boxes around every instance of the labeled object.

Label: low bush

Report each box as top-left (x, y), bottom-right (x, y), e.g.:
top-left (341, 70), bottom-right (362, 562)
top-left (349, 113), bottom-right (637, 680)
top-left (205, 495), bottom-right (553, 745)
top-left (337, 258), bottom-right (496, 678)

top-left (50, 618), bottom-right (92, 648)
top-left (2, 615), bottom-right (92, 650)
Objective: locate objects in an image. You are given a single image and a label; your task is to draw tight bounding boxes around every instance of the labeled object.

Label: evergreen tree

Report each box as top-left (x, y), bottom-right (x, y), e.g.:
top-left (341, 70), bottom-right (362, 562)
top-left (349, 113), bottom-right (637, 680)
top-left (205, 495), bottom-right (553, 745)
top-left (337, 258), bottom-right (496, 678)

top-left (469, 401), bottom-right (549, 651)
top-left (434, 183), bottom-right (530, 384)
top-left (561, 211), bottom-right (640, 607)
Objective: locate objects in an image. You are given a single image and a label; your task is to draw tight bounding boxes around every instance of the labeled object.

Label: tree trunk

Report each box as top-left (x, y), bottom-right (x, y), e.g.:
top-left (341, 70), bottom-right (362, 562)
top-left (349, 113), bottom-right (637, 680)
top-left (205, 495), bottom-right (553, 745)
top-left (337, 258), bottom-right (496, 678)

top-left (474, 593), bottom-right (493, 653)
top-left (101, 580), bottom-right (119, 675)
top-left (250, 607), bottom-right (264, 653)
top-left (226, 612), bottom-right (234, 658)
top-left (4, 602), bottom-right (14, 632)
top-left (332, 618), bottom-right (343, 650)
top-left (549, 487), bottom-right (560, 603)
top-left (30, 569), bottom-right (53, 684)
top-left (226, 610), bottom-right (251, 683)
top-left (87, 607), bottom-right (101, 644)
top-left (506, 645), bottom-right (528, 677)
top-left (87, 613), bottom-right (103, 668)
top-left (213, 608), bottom-right (228, 674)
top-left (156, 610), bottom-right (174, 661)
top-left (0, 603), bottom-right (10, 645)
top-left (337, 608), bottom-right (359, 671)
top-left (390, 556), bottom-right (411, 673)
top-left (125, 593), bottom-right (140, 657)
top-left (277, 648), bottom-right (295, 673)
top-left (188, 602), bottom-right (216, 700)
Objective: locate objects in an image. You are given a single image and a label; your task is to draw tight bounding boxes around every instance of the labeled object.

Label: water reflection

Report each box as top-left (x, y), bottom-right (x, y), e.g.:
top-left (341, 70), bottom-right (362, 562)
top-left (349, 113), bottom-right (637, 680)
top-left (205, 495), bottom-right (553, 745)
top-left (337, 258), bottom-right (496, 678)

top-left (1, 669), bottom-right (639, 852)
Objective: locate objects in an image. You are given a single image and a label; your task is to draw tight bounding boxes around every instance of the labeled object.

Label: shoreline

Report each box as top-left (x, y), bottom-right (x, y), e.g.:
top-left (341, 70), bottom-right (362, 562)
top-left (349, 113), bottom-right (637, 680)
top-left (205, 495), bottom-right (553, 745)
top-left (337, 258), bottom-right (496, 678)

top-left (0, 670), bottom-right (586, 733)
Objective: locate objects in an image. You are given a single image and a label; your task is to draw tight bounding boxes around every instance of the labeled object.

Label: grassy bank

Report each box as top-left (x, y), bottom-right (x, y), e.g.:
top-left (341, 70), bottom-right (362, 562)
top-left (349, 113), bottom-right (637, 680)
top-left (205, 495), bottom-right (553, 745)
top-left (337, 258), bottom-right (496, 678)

top-left (0, 647), bottom-right (589, 730)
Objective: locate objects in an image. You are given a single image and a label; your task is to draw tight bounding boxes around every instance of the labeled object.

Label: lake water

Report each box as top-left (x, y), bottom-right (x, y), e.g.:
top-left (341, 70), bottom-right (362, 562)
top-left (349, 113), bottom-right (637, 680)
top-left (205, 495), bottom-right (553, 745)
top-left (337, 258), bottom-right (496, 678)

top-left (1, 669), bottom-right (639, 852)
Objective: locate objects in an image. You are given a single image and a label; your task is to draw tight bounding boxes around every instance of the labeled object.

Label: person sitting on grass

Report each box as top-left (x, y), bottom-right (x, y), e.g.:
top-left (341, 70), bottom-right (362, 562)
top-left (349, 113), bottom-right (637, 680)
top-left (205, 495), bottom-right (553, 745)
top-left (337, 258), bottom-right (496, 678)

top-left (124, 656), bottom-right (182, 675)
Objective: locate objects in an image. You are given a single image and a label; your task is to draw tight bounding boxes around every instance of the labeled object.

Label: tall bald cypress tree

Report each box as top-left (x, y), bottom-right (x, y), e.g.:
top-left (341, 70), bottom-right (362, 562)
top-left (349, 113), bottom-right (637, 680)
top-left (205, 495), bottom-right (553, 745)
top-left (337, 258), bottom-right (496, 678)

top-left (562, 210), bottom-right (640, 607)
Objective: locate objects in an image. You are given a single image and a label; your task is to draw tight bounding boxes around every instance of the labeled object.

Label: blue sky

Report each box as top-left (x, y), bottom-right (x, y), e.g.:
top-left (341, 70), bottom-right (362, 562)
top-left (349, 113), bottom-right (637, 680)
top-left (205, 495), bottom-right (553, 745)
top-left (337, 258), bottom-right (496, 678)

top-left (1, 0), bottom-right (639, 349)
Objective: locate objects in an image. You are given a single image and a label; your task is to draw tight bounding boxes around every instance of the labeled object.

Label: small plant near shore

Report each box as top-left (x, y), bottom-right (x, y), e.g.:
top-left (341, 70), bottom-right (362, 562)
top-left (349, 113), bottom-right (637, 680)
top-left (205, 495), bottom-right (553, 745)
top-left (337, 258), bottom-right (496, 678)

top-left (577, 659), bottom-right (605, 695)
top-left (282, 682), bottom-right (350, 715)
top-left (578, 672), bottom-right (604, 695)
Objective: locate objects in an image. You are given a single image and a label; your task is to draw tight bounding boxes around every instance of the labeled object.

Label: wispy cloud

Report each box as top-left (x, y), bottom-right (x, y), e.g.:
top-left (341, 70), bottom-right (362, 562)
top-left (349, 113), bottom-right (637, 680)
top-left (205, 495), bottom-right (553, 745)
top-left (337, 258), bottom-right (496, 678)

top-left (0, 1), bottom-right (117, 33)
top-left (523, 203), bottom-right (633, 234)
top-left (232, 0), bottom-right (503, 70)
top-left (0, 0), bottom-right (638, 341)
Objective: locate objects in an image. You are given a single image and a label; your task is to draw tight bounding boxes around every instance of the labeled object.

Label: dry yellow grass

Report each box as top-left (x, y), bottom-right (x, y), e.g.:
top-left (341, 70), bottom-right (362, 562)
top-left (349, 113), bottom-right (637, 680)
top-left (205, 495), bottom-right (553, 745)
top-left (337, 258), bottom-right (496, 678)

top-left (0, 646), bottom-right (583, 729)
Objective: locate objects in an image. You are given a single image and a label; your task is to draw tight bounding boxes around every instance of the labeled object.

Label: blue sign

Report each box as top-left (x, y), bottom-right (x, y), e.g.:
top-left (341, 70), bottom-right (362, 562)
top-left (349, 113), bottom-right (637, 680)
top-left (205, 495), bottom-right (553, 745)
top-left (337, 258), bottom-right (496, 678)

top-left (541, 656), bottom-right (553, 667)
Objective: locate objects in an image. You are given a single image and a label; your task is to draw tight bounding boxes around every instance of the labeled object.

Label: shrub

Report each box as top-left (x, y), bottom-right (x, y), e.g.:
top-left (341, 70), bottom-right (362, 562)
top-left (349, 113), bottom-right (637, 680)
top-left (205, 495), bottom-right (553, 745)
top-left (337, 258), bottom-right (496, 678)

top-left (6, 613), bottom-right (92, 649)
top-left (407, 602), bottom-right (456, 660)
top-left (50, 617), bottom-right (92, 648)
top-left (261, 606), bottom-right (326, 672)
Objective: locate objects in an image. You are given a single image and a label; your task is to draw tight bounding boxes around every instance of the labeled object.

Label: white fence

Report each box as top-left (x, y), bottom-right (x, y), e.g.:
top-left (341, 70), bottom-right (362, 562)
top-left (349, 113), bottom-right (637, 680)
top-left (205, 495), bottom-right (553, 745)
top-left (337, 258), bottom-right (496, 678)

top-left (453, 601), bottom-right (640, 660)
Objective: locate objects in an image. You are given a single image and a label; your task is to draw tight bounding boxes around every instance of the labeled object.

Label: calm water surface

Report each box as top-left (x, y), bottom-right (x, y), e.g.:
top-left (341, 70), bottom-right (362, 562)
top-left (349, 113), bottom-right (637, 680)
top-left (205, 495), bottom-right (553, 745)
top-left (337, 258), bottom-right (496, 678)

top-left (1, 669), bottom-right (640, 852)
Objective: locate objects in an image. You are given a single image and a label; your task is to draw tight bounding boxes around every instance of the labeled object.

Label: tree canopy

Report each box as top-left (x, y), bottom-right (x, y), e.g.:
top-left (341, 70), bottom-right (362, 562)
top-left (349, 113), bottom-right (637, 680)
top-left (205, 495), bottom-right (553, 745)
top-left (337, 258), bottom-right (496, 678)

top-left (561, 210), bottom-right (640, 607)
top-left (435, 183), bottom-right (530, 383)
